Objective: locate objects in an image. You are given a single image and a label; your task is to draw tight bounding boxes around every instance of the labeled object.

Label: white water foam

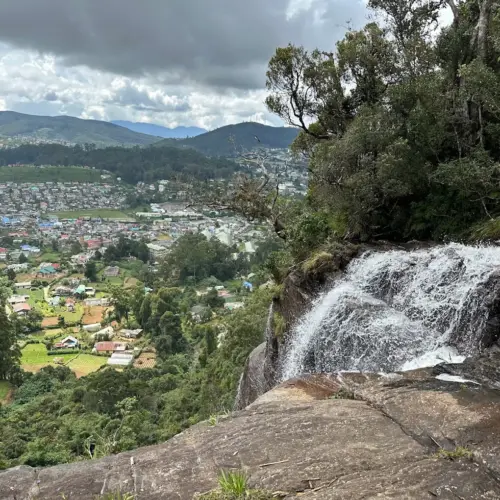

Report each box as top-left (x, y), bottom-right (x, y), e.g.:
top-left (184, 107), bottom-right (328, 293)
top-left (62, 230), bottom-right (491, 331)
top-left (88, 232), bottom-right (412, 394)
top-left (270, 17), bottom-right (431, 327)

top-left (281, 244), bottom-right (500, 380)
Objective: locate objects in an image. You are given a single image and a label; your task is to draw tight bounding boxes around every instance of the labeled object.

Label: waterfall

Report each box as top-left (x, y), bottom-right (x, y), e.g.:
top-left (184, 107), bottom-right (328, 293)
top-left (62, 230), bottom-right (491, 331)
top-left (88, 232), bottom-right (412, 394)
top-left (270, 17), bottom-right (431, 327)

top-left (281, 244), bottom-right (500, 380)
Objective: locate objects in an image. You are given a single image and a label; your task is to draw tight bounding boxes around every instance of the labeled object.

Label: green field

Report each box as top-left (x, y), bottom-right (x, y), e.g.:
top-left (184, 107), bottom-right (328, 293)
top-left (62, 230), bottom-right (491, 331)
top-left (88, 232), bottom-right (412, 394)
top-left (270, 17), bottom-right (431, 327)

top-left (66, 354), bottom-right (108, 377)
top-left (26, 288), bottom-right (44, 307)
top-left (50, 208), bottom-right (135, 220)
top-left (0, 381), bottom-right (11, 401)
top-left (21, 343), bottom-right (74, 372)
top-left (21, 344), bottom-right (106, 377)
top-left (0, 166), bottom-right (109, 183)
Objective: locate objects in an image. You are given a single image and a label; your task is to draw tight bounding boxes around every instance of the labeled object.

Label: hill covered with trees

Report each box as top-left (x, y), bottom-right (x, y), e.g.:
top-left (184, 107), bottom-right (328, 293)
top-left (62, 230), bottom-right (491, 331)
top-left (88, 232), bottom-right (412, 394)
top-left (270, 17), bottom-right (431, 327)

top-left (0, 143), bottom-right (240, 184)
top-left (156, 122), bottom-right (299, 156)
top-left (0, 111), bottom-right (160, 147)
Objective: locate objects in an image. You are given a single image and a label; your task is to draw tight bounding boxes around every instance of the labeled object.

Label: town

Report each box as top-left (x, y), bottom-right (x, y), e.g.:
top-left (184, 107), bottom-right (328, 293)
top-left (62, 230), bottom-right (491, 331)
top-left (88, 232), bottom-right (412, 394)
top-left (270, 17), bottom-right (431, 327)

top-left (0, 192), bottom-right (274, 378)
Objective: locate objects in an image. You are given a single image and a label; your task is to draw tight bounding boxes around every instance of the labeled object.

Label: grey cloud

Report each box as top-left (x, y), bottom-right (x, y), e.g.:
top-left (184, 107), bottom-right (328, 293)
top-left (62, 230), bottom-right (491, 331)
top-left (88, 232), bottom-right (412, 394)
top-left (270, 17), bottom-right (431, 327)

top-left (44, 91), bottom-right (58, 101)
top-left (0, 0), bottom-right (367, 90)
top-left (107, 83), bottom-right (191, 113)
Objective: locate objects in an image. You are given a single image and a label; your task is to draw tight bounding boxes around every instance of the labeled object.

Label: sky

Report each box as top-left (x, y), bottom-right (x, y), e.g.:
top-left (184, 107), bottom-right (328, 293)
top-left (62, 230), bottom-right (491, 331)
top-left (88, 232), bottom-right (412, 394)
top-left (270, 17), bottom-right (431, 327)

top-left (0, 0), bottom-right (368, 130)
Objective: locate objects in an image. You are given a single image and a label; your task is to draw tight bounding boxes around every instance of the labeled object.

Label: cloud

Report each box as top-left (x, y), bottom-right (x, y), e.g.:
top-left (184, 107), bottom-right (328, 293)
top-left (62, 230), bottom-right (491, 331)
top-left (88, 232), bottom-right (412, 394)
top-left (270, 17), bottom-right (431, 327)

top-left (0, 0), bottom-right (367, 90)
top-left (0, 1), bottom-right (368, 128)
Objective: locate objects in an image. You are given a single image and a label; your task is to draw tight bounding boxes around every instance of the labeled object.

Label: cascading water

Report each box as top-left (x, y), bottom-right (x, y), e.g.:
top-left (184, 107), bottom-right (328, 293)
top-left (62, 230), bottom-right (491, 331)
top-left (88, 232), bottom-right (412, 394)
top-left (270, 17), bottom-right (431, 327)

top-left (281, 244), bottom-right (500, 381)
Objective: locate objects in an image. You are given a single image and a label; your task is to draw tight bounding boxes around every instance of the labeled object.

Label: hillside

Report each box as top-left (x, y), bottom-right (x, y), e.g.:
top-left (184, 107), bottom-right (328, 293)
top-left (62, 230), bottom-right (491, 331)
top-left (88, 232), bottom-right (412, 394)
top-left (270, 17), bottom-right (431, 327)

top-left (155, 122), bottom-right (300, 156)
top-left (0, 111), bottom-right (161, 147)
top-left (111, 120), bottom-right (206, 138)
top-left (0, 143), bottom-right (240, 184)
top-left (0, 165), bottom-right (113, 183)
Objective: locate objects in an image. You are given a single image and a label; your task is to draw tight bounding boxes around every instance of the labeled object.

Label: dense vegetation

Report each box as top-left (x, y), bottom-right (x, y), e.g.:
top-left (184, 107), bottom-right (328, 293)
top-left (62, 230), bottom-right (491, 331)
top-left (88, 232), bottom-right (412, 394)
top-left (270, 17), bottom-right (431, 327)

top-left (0, 234), bottom-right (281, 469)
top-left (155, 122), bottom-right (299, 156)
top-left (0, 165), bottom-right (112, 183)
top-left (0, 111), bottom-right (159, 146)
top-left (258, 0), bottom-right (500, 243)
top-left (0, 144), bottom-right (240, 184)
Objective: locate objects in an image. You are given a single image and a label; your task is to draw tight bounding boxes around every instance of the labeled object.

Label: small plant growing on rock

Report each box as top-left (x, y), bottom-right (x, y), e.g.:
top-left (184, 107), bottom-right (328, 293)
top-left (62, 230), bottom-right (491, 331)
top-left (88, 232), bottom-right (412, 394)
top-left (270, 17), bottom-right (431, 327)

top-left (219, 470), bottom-right (248, 496)
top-left (208, 414), bottom-right (218, 426)
top-left (435, 446), bottom-right (473, 461)
top-left (195, 470), bottom-right (274, 499)
top-left (330, 388), bottom-right (357, 400)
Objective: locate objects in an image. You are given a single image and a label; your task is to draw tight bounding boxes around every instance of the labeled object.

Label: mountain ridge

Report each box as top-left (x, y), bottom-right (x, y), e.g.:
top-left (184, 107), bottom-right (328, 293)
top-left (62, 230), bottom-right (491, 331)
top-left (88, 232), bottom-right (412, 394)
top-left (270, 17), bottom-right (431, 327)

top-left (111, 120), bottom-right (207, 138)
top-left (155, 121), bottom-right (300, 156)
top-left (0, 111), bottom-right (160, 147)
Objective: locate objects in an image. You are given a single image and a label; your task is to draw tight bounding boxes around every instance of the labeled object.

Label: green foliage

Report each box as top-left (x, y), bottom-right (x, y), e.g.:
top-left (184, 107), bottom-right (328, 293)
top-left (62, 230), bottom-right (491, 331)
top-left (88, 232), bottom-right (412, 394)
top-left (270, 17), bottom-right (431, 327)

top-left (435, 446), bottom-right (474, 461)
top-left (263, 0), bottom-right (500, 242)
top-left (0, 166), bottom-right (110, 183)
top-left (161, 233), bottom-right (247, 285)
top-left (196, 470), bottom-right (274, 500)
top-left (104, 237), bottom-right (150, 264)
top-left (0, 143), bottom-right (240, 184)
top-left (85, 261), bottom-right (98, 282)
top-left (218, 470), bottom-right (248, 496)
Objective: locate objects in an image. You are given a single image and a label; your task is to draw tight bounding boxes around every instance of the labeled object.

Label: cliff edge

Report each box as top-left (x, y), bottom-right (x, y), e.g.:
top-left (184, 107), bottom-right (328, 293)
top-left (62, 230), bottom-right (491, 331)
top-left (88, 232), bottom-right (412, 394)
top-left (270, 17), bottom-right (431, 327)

top-left (3, 361), bottom-right (500, 499)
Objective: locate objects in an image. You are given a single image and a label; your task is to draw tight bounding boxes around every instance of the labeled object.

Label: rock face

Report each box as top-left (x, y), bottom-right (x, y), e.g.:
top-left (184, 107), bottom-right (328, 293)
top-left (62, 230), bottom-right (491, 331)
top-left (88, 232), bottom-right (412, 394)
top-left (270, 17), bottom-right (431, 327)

top-left (3, 368), bottom-right (500, 499)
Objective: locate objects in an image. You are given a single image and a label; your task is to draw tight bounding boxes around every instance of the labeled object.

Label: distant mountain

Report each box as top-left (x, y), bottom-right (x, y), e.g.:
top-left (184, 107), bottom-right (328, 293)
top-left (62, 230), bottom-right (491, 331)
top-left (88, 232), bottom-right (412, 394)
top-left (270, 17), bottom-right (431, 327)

top-left (0, 111), bottom-right (160, 147)
top-left (111, 120), bottom-right (207, 138)
top-left (155, 122), bottom-right (300, 156)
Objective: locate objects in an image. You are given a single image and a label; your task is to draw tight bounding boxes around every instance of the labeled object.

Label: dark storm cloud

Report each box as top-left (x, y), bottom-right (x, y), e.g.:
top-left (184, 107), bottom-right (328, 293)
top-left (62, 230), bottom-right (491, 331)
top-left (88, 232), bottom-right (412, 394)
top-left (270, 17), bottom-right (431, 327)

top-left (0, 0), bottom-right (367, 89)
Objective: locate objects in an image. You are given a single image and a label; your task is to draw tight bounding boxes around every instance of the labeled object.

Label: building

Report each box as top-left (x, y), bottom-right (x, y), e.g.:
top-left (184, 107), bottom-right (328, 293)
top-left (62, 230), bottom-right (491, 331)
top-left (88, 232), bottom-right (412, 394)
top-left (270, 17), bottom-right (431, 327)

top-left (12, 303), bottom-right (31, 315)
top-left (14, 281), bottom-right (32, 290)
top-left (120, 329), bottom-right (143, 339)
top-left (107, 352), bottom-right (134, 367)
top-left (94, 341), bottom-right (128, 354)
top-left (8, 295), bottom-right (30, 305)
top-left (53, 336), bottom-right (79, 349)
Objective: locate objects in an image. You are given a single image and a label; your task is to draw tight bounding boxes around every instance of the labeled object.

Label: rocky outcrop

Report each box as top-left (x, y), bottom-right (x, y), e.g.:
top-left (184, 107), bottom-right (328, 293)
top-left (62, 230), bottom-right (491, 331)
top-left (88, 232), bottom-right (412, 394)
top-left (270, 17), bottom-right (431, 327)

top-left (3, 367), bottom-right (500, 499)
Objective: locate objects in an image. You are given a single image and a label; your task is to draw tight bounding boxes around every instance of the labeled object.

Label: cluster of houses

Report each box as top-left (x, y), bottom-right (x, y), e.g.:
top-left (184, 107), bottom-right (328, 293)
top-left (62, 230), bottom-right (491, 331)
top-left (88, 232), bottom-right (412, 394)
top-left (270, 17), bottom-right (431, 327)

top-left (51, 328), bottom-right (144, 367)
top-left (0, 180), bottom-right (128, 214)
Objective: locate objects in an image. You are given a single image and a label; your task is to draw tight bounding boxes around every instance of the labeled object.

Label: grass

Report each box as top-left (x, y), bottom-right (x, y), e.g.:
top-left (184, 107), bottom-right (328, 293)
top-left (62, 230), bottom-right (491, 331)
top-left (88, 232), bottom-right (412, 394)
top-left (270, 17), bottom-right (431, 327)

top-left (21, 344), bottom-right (107, 377)
top-left (196, 470), bottom-right (273, 500)
top-left (37, 251), bottom-right (61, 262)
top-left (0, 381), bottom-right (11, 401)
top-left (218, 470), bottom-right (247, 496)
top-left (66, 354), bottom-right (108, 377)
top-left (26, 288), bottom-right (44, 306)
top-left (21, 343), bottom-right (74, 372)
top-left (50, 208), bottom-right (135, 220)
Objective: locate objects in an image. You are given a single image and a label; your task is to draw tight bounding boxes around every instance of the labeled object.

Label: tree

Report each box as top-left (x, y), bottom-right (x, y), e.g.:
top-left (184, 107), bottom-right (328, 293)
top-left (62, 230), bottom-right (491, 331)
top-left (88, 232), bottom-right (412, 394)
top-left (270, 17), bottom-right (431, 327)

top-left (84, 261), bottom-right (98, 282)
top-left (18, 253), bottom-right (28, 264)
top-left (0, 289), bottom-right (20, 382)
top-left (109, 285), bottom-right (132, 322)
top-left (70, 241), bottom-right (83, 255)
top-left (6, 269), bottom-right (16, 282)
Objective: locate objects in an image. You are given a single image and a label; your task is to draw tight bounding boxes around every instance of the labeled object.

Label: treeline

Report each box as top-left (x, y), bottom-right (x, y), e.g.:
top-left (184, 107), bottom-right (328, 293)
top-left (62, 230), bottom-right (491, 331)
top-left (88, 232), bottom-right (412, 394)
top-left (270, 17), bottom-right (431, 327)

top-left (263, 0), bottom-right (500, 242)
top-left (0, 143), bottom-right (240, 184)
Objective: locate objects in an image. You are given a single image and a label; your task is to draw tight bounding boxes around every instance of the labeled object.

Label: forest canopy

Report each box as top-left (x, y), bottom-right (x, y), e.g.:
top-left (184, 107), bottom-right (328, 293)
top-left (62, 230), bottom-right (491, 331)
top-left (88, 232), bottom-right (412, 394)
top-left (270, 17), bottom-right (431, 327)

top-left (0, 144), bottom-right (240, 184)
top-left (264, 0), bottom-right (500, 241)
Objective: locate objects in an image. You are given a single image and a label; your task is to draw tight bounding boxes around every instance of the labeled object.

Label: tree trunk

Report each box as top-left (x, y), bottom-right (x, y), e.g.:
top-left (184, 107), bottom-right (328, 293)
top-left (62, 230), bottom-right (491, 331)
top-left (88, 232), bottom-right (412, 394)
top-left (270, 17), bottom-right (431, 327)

top-left (474, 0), bottom-right (494, 61)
